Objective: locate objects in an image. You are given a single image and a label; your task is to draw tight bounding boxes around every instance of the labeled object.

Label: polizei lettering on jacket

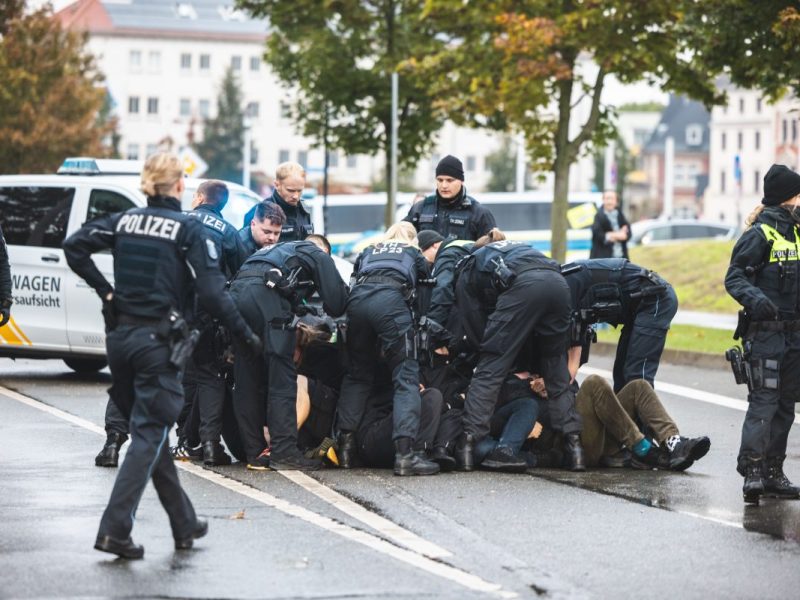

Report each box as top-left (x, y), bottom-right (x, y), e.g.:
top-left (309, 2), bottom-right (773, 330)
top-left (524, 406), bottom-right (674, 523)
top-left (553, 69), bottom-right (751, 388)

top-left (116, 214), bottom-right (181, 240)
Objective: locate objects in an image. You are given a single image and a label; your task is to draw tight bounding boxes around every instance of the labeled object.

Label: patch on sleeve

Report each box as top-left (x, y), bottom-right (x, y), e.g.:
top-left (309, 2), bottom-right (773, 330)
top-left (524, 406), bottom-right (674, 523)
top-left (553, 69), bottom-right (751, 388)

top-left (206, 238), bottom-right (219, 260)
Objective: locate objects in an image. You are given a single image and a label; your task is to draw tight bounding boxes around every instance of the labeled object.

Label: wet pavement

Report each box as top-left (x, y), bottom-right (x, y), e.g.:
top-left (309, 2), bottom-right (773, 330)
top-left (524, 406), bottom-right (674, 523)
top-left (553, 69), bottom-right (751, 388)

top-left (1, 355), bottom-right (799, 599)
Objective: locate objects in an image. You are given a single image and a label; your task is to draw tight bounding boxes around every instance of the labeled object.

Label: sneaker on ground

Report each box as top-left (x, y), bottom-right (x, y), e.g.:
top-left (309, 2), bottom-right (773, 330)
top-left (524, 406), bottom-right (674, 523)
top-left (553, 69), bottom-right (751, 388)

top-left (171, 441), bottom-right (202, 461)
top-left (480, 446), bottom-right (527, 473)
top-left (246, 448), bottom-right (271, 471)
top-left (669, 436), bottom-right (711, 471)
top-left (270, 453), bottom-right (323, 471)
top-left (630, 444), bottom-right (667, 470)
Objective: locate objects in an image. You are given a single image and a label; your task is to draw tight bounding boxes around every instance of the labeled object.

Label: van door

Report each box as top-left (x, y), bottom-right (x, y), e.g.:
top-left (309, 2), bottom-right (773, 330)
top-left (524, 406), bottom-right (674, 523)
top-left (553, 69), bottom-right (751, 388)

top-left (65, 187), bottom-right (138, 353)
top-left (0, 185), bottom-right (74, 351)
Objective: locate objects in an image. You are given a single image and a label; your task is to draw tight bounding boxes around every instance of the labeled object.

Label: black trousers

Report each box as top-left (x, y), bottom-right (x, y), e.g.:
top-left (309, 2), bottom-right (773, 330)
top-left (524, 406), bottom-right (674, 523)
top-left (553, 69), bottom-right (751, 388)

top-left (463, 270), bottom-right (581, 441)
top-left (230, 281), bottom-right (299, 462)
top-left (103, 394), bottom-right (128, 436)
top-left (98, 325), bottom-right (196, 541)
top-left (181, 353), bottom-right (226, 444)
top-left (613, 284), bottom-right (678, 392)
top-left (337, 285), bottom-right (421, 441)
top-left (738, 329), bottom-right (800, 470)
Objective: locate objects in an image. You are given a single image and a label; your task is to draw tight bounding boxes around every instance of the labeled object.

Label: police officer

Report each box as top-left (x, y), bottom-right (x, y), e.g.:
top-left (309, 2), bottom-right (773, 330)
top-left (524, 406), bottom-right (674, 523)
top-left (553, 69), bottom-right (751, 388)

top-left (337, 222), bottom-right (440, 476)
top-left (453, 240), bottom-right (584, 471)
top-left (0, 224), bottom-right (11, 327)
top-left (404, 155), bottom-right (496, 241)
top-left (561, 258), bottom-right (679, 393)
top-left (239, 200), bottom-right (286, 255)
top-left (63, 152), bottom-right (262, 559)
top-left (230, 234), bottom-right (347, 470)
top-left (242, 161), bottom-right (313, 241)
top-left (725, 164), bottom-right (800, 504)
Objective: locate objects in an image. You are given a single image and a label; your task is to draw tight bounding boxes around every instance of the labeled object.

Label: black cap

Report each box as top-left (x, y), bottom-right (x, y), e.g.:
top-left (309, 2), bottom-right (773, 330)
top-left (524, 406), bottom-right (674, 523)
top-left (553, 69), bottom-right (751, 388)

top-left (417, 230), bottom-right (444, 251)
top-left (763, 164), bottom-right (800, 206)
top-left (435, 155), bottom-right (464, 181)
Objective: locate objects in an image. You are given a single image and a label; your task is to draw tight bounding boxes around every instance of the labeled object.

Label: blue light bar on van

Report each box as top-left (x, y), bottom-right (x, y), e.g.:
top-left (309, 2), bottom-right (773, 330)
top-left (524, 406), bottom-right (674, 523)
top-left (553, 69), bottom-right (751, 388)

top-left (57, 157), bottom-right (143, 176)
top-left (57, 157), bottom-right (101, 174)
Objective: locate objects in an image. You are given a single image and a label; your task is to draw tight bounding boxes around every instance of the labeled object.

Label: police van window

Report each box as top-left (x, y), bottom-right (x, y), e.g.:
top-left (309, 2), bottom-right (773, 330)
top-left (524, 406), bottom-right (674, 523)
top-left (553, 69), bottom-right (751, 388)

top-left (87, 189), bottom-right (136, 223)
top-left (488, 201), bottom-right (588, 231)
top-left (326, 205), bottom-right (385, 234)
top-left (0, 186), bottom-right (74, 248)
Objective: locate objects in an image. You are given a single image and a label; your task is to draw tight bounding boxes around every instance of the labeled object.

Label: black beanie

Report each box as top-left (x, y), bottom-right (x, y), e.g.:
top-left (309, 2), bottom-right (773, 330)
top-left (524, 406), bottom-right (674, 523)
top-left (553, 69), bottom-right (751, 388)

top-left (417, 230), bottom-right (444, 251)
top-left (762, 164), bottom-right (800, 206)
top-left (435, 155), bottom-right (465, 181)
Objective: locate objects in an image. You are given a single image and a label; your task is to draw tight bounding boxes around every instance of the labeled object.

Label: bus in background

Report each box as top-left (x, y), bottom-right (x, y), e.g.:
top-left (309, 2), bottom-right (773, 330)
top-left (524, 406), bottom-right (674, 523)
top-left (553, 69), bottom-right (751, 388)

top-left (308, 190), bottom-right (602, 260)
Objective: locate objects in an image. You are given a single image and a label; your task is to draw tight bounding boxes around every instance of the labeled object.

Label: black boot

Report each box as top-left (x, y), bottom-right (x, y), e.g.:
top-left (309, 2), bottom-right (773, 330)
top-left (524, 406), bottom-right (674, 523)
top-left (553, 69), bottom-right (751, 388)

top-left (562, 433), bottom-right (586, 472)
top-left (454, 433), bottom-right (475, 472)
top-left (95, 433), bottom-right (127, 468)
top-left (764, 457), bottom-right (800, 499)
top-left (743, 460), bottom-right (765, 505)
top-left (431, 444), bottom-right (457, 472)
top-left (394, 438), bottom-right (439, 476)
top-left (202, 440), bottom-right (232, 466)
top-left (337, 431), bottom-right (358, 469)
top-left (94, 534), bottom-right (144, 559)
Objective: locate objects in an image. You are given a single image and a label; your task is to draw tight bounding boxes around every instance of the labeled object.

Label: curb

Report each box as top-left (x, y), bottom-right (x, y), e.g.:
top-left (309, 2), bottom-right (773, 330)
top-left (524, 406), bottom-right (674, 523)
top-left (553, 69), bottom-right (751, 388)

top-left (592, 341), bottom-right (728, 370)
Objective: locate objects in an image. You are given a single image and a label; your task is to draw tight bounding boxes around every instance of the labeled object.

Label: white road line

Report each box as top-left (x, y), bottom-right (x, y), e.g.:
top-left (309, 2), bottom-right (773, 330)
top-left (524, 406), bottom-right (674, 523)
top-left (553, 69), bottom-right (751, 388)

top-left (277, 470), bottom-right (452, 559)
top-left (580, 366), bottom-right (800, 424)
top-left (0, 385), bottom-right (515, 599)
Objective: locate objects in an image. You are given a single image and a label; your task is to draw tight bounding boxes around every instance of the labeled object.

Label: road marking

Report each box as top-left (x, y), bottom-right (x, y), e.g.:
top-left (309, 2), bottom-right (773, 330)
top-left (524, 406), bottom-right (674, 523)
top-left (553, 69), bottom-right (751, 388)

top-left (277, 470), bottom-right (452, 559)
top-left (580, 366), bottom-right (800, 424)
top-left (0, 385), bottom-right (515, 599)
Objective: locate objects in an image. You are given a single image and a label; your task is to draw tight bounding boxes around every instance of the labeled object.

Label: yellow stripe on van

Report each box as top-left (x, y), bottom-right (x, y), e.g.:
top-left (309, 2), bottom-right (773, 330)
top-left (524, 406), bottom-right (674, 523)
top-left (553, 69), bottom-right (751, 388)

top-left (9, 317), bottom-right (32, 345)
top-left (0, 317), bottom-right (32, 346)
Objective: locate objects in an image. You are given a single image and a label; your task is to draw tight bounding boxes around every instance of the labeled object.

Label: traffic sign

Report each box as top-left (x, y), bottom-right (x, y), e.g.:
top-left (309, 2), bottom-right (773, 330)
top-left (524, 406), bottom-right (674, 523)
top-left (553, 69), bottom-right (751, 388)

top-left (179, 147), bottom-right (208, 177)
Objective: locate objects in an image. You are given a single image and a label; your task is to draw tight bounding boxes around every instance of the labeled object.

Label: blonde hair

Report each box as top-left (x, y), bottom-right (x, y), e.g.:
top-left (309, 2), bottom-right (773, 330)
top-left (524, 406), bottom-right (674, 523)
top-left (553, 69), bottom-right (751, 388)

top-left (382, 221), bottom-right (418, 245)
top-left (275, 161), bottom-right (306, 182)
top-left (474, 227), bottom-right (506, 249)
top-left (141, 152), bottom-right (183, 197)
top-left (745, 205), bottom-right (765, 229)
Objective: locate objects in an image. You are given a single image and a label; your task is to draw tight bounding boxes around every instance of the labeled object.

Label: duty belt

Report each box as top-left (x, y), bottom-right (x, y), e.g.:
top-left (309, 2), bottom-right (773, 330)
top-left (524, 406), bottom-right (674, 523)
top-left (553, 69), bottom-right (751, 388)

top-left (355, 275), bottom-right (408, 289)
top-left (117, 313), bottom-right (162, 327)
top-left (233, 269), bottom-right (269, 281)
top-left (748, 319), bottom-right (800, 333)
top-left (515, 262), bottom-right (559, 275)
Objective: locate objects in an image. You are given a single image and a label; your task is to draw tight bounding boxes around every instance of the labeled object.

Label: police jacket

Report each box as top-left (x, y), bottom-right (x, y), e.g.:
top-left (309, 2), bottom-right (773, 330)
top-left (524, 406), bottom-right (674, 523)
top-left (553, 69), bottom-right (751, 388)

top-left (238, 226), bottom-right (261, 257)
top-left (403, 187), bottom-right (496, 241)
top-left (725, 206), bottom-right (800, 318)
top-left (235, 241), bottom-right (348, 318)
top-left (0, 225), bottom-right (11, 304)
top-left (62, 195), bottom-right (251, 338)
top-left (188, 204), bottom-right (248, 278)
top-left (242, 190), bottom-right (314, 242)
top-left (426, 239), bottom-right (474, 328)
top-left (351, 242), bottom-right (430, 291)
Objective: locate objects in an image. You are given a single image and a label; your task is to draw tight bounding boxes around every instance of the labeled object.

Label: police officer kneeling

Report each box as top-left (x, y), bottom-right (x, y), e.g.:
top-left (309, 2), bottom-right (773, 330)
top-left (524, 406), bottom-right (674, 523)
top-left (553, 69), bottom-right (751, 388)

top-left (230, 235), bottom-right (348, 470)
top-left (63, 153), bottom-right (261, 559)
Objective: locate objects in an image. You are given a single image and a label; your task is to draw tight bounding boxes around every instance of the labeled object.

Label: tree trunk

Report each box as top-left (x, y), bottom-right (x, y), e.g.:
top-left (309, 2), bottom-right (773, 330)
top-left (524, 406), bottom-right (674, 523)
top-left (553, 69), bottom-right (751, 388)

top-left (384, 150), bottom-right (395, 229)
top-left (550, 76), bottom-right (574, 263)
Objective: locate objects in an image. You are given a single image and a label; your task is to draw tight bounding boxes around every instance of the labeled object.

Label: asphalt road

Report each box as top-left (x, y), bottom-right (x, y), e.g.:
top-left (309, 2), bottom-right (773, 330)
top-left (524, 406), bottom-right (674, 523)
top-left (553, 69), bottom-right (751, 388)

top-left (1, 354), bottom-right (799, 599)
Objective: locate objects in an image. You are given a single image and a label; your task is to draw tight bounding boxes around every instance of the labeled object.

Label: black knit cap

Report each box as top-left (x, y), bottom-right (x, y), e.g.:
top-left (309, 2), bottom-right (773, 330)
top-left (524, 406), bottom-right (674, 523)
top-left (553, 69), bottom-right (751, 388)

top-left (762, 164), bottom-right (800, 206)
top-left (435, 155), bottom-right (465, 181)
top-left (417, 230), bottom-right (444, 251)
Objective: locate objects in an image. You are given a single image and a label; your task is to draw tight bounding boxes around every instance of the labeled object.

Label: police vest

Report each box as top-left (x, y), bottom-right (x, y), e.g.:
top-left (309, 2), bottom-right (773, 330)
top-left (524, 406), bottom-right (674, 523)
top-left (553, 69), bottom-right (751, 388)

top-left (761, 223), bottom-right (800, 263)
top-left (417, 194), bottom-right (473, 239)
top-left (244, 241), bottom-right (308, 276)
top-left (356, 243), bottom-right (418, 287)
top-left (472, 241), bottom-right (555, 274)
top-left (563, 259), bottom-right (628, 323)
top-left (755, 222), bottom-right (800, 312)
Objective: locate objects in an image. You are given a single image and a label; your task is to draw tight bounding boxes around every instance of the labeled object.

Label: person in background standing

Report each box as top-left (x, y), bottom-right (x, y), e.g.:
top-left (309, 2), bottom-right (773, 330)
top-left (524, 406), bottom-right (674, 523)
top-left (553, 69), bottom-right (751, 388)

top-left (590, 190), bottom-right (630, 259)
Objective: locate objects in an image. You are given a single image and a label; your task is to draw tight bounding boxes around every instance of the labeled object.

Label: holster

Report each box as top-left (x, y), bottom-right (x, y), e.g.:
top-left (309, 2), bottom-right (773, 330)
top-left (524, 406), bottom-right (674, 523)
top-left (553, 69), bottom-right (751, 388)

top-left (155, 310), bottom-right (200, 370)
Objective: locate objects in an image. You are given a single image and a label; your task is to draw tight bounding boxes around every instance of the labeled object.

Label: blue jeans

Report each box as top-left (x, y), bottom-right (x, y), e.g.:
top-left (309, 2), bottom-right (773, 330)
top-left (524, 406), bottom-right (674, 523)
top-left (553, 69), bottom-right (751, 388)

top-left (475, 396), bottom-right (539, 463)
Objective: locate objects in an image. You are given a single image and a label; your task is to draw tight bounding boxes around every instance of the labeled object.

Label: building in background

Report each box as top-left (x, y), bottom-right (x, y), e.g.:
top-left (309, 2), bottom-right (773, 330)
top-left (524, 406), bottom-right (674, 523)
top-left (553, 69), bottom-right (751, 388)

top-left (704, 77), bottom-right (800, 227)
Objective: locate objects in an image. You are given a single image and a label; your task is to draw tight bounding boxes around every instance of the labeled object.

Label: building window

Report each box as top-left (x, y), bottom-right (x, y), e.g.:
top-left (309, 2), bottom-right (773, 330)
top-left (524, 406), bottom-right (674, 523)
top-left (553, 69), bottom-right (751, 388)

top-left (297, 150), bottom-right (308, 168)
top-left (278, 149), bottom-right (290, 163)
top-left (129, 50), bottom-right (141, 71)
top-left (721, 132), bottom-right (726, 151)
top-left (199, 99), bottom-right (210, 118)
top-left (199, 54), bottom-right (210, 70)
top-left (126, 144), bottom-right (139, 160)
top-left (231, 55), bottom-right (242, 70)
top-left (346, 155), bottom-right (357, 168)
top-left (250, 56), bottom-right (260, 71)
top-left (466, 155), bottom-right (477, 171)
top-left (755, 170), bottom-right (760, 193)
top-left (250, 143), bottom-right (258, 165)
top-left (280, 101), bottom-right (291, 119)
top-left (783, 119), bottom-right (788, 142)
top-left (793, 120), bottom-right (798, 142)
top-left (737, 131), bottom-right (743, 151)
top-left (739, 97), bottom-right (745, 113)
top-left (755, 131), bottom-right (760, 150)
top-left (148, 51), bottom-right (160, 72)
top-left (146, 144), bottom-right (158, 157)
top-left (756, 98), bottom-right (762, 113)
top-left (721, 170), bottom-right (726, 193)
top-left (245, 101), bottom-right (259, 118)
top-left (327, 151), bottom-right (338, 168)
top-left (147, 97), bottom-right (159, 115)
top-left (128, 96), bottom-right (140, 114)
top-left (179, 98), bottom-right (191, 117)
top-left (686, 124), bottom-right (703, 146)
top-left (180, 53), bottom-right (191, 70)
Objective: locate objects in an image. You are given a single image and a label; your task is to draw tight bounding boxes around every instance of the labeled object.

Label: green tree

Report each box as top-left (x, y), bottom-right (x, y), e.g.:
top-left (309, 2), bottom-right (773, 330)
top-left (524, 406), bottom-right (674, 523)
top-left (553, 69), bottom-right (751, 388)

top-left (237, 0), bottom-right (448, 226)
top-left (0, 2), bottom-right (116, 174)
top-left (195, 67), bottom-right (245, 184)
top-left (414, 1), bottom-right (720, 261)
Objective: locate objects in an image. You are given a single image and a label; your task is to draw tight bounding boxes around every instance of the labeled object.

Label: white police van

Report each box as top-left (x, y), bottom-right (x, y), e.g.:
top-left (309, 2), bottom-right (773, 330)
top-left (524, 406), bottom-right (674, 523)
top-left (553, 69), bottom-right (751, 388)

top-left (0, 158), bottom-right (261, 373)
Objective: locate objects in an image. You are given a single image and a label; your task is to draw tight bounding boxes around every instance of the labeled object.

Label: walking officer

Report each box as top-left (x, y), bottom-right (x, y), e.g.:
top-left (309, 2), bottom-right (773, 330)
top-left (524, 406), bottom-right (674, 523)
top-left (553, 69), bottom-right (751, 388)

top-left (229, 234), bottom-right (348, 470)
top-left (725, 164), bottom-right (800, 504)
top-left (404, 155), bottom-right (496, 241)
top-left (63, 152), bottom-right (262, 559)
top-left (452, 240), bottom-right (585, 471)
top-left (337, 222), bottom-right (440, 476)
top-left (242, 161), bottom-right (313, 241)
top-left (0, 223), bottom-right (11, 327)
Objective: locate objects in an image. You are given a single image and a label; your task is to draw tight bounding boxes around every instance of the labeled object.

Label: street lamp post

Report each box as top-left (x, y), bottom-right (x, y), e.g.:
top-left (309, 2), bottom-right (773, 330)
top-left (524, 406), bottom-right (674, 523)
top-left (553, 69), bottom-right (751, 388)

top-left (243, 115), bottom-right (252, 189)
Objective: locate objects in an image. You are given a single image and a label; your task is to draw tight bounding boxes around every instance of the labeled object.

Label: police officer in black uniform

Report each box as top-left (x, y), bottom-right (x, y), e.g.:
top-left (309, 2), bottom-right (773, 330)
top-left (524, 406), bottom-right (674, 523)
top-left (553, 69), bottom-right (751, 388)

top-left (452, 240), bottom-right (585, 471)
top-left (242, 161), bottom-right (313, 241)
top-left (0, 224), bottom-right (11, 327)
top-left (561, 258), bottom-right (678, 393)
top-left (725, 164), bottom-right (800, 504)
top-left (230, 234), bottom-right (348, 470)
top-left (239, 200), bottom-right (286, 255)
top-left (404, 155), bottom-right (496, 241)
top-left (336, 224), bottom-right (440, 476)
top-left (63, 153), bottom-right (261, 559)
